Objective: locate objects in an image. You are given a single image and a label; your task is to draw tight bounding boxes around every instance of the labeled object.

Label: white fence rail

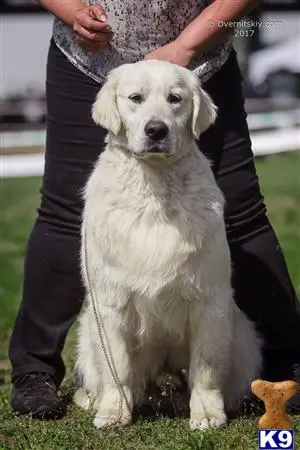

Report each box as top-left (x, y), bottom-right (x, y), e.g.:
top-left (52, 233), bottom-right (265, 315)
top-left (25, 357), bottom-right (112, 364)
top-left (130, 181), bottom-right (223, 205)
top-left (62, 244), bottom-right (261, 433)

top-left (1, 111), bottom-right (300, 178)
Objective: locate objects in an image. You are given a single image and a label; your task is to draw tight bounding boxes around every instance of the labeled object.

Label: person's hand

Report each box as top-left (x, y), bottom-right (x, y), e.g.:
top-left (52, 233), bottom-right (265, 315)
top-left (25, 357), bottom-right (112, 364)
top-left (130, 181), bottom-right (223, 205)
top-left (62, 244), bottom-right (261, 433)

top-left (143, 39), bottom-right (195, 68)
top-left (73, 5), bottom-right (113, 52)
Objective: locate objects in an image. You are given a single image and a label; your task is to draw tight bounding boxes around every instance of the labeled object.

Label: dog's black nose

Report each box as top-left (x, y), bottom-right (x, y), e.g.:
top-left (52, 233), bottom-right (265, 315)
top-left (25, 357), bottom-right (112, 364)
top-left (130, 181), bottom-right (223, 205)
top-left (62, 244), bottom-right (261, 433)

top-left (144, 120), bottom-right (168, 141)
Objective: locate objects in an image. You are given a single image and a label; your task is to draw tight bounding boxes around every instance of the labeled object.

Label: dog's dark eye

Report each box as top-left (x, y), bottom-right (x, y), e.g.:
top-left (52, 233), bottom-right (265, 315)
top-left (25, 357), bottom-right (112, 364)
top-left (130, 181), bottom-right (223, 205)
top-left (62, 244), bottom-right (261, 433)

top-left (129, 93), bottom-right (143, 103)
top-left (168, 93), bottom-right (182, 104)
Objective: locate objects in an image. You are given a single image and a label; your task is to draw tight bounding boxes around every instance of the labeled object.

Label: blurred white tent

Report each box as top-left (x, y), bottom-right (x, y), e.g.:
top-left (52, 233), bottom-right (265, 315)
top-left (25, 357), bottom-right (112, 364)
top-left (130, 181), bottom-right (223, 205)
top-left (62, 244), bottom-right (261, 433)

top-left (249, 37), bottom-right (300, 86)
top-left (0, 14), bottom-right (53, 97)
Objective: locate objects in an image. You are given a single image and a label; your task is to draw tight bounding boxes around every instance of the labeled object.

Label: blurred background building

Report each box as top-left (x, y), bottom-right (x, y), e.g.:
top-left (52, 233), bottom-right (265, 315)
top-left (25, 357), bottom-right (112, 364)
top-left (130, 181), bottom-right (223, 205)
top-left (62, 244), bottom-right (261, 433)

top-left (1, 0), bottom-right (300, 174)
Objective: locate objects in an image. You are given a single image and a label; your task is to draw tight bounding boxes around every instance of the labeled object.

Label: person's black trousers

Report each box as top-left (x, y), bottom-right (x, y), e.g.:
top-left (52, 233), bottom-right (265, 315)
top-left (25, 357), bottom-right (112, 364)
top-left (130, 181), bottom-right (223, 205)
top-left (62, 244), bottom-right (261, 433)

top-left (9, 40), bottom-right (300, 387)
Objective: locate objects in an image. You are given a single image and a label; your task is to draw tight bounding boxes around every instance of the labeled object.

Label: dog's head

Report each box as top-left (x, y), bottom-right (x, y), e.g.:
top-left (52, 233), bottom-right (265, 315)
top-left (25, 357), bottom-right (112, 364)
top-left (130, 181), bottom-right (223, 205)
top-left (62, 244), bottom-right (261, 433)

top-left (92, 60), bottom-right (217, 160)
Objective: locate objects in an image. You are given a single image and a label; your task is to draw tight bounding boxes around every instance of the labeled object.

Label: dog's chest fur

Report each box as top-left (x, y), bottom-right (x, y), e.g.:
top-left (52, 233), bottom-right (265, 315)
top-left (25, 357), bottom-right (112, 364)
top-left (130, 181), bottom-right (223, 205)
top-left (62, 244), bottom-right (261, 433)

top-left (84, 146), bottom-right (226, 303)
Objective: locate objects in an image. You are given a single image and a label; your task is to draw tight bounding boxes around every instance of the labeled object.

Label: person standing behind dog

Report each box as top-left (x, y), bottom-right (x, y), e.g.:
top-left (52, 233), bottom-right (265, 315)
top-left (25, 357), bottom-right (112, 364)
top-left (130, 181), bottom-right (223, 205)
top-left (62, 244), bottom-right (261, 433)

top-left (9, 0), bottom-right (300, 418)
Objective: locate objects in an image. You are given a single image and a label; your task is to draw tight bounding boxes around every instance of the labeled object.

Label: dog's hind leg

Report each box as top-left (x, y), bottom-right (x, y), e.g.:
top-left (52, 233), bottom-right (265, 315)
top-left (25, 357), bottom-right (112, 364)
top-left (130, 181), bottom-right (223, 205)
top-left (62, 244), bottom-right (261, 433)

top-left (92, 300), bottom-right (133, 428)
top-left (223, 309), bottom-right (262, 415)
top-left (73, 387), bottom-right (96, 411)
top-left (76, 301), bottom-right (134, 428)
top-left (75, 306), bottom-right (104, 410)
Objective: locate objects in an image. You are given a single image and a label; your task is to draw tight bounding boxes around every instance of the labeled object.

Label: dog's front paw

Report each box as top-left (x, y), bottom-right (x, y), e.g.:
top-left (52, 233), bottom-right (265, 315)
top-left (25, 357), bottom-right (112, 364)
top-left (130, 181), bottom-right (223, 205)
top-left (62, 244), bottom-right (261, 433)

top-left (189, 388), bottom-right (227, 430)
top-left (189, 413), bottom-right (226, 430)
top-left (93, 413), bottom-right (132, 428)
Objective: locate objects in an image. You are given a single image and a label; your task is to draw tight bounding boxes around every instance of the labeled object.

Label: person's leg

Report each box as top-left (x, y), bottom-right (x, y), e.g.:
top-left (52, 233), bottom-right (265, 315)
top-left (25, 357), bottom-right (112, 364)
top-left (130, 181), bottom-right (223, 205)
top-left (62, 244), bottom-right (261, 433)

top-left (199, 50), bottom-right (300, 382)
top-left (9, 40), bottom-right (106, 415)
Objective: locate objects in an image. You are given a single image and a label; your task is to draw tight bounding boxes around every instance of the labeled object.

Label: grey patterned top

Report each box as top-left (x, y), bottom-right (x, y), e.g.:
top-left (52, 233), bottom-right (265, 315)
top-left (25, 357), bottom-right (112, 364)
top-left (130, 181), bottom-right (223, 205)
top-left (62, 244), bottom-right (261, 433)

top-left (53, 0), bottom-right (232, 84)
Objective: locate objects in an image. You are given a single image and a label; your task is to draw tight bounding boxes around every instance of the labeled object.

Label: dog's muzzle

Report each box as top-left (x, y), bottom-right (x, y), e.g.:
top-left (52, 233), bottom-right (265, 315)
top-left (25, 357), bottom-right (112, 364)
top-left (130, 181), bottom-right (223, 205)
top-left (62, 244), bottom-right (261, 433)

top-left (142, 120), bottom-right (169, 159)
top-left (144, 120), bottom-right (168, 143)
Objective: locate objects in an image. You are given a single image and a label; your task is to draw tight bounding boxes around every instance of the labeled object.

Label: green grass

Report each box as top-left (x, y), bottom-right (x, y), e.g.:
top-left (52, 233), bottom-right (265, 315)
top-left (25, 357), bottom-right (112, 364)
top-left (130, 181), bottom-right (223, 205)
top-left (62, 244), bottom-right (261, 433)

top-left (0, 153), bottom-right (299, 449)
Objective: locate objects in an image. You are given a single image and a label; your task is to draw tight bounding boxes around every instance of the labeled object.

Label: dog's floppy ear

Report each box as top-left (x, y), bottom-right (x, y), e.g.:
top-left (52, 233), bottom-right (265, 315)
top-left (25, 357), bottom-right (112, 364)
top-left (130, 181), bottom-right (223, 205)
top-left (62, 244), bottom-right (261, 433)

top-left (92, 67), bottom-right (122, 135)
top-left (190, 73), bottom-right (217, 138)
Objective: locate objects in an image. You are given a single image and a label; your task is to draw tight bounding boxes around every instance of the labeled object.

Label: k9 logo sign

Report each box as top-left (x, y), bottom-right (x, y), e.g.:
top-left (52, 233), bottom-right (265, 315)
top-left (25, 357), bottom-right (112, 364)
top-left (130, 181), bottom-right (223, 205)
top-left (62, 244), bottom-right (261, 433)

top-left (258, 430), bottom-right (294, 450)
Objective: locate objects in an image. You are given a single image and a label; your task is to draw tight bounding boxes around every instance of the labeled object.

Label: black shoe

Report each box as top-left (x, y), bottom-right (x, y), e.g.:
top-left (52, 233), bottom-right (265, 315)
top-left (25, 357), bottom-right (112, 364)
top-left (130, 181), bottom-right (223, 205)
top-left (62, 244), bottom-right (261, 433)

top-left (11, 372), bottom-right (66, 419)
top-left (287, 364), bottom-right (300, 413)
top-left (263, 363), bottom-right (300, 414)
top-left (287, 393), bottom-right (300, 414)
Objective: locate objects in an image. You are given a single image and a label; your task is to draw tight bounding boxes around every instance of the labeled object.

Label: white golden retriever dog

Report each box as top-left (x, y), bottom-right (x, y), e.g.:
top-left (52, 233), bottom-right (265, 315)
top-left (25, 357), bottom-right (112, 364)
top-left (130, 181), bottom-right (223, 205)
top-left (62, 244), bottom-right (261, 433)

top-left (74, 60), bottom-right (262, 430)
